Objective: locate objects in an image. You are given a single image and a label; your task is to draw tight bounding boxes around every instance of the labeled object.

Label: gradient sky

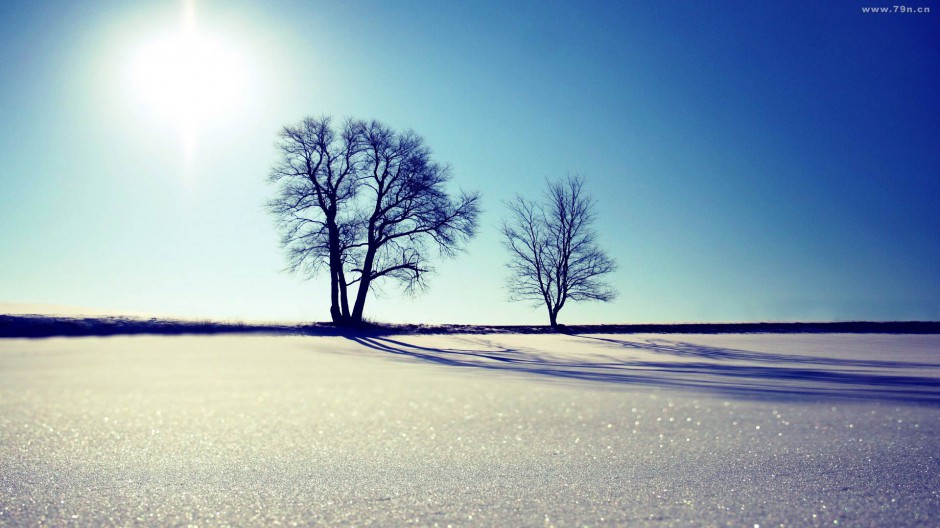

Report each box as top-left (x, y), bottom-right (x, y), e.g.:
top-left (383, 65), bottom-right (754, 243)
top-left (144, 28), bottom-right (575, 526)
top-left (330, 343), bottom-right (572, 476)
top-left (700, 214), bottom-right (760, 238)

top-left (1, 0), bottom-right (937, 324)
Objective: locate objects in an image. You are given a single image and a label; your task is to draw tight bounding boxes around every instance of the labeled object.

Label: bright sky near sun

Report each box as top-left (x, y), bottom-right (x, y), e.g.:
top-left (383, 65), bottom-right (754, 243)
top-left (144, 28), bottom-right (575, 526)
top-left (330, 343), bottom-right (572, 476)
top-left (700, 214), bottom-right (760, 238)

top-left (129, 0), bottom-right (247, 176)
top-left (0, 0), bottom-right (938, 324)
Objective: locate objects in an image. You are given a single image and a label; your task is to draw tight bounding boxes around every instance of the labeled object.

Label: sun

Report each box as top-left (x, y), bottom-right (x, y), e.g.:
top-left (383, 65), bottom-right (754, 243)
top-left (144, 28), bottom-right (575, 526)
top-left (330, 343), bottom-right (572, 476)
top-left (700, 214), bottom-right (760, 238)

top-left (129, 0), bottom-right (246, 166)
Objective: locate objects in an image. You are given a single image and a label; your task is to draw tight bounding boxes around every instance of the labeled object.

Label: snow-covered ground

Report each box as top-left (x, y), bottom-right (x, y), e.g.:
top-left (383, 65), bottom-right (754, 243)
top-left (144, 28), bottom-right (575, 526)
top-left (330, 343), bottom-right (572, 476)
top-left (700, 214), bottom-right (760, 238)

top-left (1, 333), bottom-right (937, 526)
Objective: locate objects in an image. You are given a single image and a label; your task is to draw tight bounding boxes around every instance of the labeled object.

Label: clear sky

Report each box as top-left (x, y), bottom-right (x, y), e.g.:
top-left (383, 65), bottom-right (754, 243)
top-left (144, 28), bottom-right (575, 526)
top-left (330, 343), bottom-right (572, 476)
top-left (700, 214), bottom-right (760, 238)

top-left (1, 0), bottom-right (937, 324)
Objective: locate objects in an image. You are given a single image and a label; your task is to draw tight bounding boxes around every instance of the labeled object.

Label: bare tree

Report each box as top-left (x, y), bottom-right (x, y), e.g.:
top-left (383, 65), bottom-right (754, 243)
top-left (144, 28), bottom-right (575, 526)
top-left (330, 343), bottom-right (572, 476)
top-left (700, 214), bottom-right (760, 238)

top-left (268, 116), bottom-right (480, 326)
top-left (501, 175), bottom-right (617, 327)
top-left (348, 120), bottom-right (480, 321)
top-left (268, 116), bottom-right (362, 324)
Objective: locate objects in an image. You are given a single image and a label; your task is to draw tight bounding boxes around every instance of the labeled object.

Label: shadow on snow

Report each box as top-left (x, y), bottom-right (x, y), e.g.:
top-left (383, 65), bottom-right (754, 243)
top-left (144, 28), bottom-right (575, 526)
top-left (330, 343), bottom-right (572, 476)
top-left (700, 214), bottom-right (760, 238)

top-left (345, 335), bottom-right (940, 406)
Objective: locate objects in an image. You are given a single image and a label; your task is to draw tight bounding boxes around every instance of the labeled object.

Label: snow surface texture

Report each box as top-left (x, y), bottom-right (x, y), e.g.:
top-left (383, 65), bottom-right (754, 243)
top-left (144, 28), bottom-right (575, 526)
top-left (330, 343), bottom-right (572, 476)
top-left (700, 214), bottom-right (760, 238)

top-left (1, 334), bottom-right (937, 526)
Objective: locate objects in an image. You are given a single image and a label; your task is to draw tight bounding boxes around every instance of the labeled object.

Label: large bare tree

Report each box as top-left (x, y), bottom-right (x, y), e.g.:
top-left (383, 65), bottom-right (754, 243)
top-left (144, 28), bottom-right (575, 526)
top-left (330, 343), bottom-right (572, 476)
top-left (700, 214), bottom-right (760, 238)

top-left (268, 117), bottom-right (361, 323)
top-left (348, 120), bottom-right (480, 321)
top-left (501, 175), bottom-right (617, 327)
top-left (268, 116), bottom-right (480, 325)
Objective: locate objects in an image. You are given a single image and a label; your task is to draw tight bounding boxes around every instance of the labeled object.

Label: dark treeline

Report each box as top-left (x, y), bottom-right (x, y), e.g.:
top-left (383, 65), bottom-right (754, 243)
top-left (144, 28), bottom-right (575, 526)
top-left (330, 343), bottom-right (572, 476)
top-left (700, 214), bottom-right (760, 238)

top-left (2, 315), bottom-right (937, 339)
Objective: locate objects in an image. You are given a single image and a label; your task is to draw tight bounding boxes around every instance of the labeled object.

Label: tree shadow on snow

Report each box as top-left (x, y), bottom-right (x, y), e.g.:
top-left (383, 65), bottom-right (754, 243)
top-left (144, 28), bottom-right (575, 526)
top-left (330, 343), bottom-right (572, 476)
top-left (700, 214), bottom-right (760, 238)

top-left (345, 335), bottom-right (940, 406)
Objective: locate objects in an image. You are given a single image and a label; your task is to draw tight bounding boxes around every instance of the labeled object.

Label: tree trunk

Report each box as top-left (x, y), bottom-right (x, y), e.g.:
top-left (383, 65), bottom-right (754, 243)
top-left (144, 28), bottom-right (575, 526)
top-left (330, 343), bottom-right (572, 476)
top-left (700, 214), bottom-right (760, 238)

top-left (547, 307), bottom-right (558, 328)
top-left (330, 267), bottom-right (352, 325)
top-left (351, 273), bottom-right (371, 323)
top-left (350, 244), bottom-right (377, 324)
top-left (329, 301), bottom-right (341, 324)
top-left (329, 268), bottom-right (342, 324)
top-left (327, 219), bottom-right (350, 325)
top-left (338, 277), bottom-right (351, 320)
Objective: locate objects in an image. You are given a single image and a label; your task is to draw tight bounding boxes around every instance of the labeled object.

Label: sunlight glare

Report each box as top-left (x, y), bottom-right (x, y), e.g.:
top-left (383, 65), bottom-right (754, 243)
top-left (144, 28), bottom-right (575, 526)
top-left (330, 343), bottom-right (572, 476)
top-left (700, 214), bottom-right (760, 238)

top-left (129, 0), bottom-right (246, 175)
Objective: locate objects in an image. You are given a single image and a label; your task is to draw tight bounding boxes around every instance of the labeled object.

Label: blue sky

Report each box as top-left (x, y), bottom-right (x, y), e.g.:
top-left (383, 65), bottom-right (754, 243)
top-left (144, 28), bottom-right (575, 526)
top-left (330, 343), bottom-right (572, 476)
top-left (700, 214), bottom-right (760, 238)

top-left (1, 0), bottom-right (937, 324)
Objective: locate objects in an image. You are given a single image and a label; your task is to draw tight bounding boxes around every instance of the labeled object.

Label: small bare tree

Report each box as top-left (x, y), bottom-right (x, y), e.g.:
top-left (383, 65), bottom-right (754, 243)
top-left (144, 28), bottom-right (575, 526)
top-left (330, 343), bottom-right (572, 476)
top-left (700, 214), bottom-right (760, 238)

top-left (268, 116), bottom-right (480, 326)
top-left (501, 175), bottom-right (617, 327)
